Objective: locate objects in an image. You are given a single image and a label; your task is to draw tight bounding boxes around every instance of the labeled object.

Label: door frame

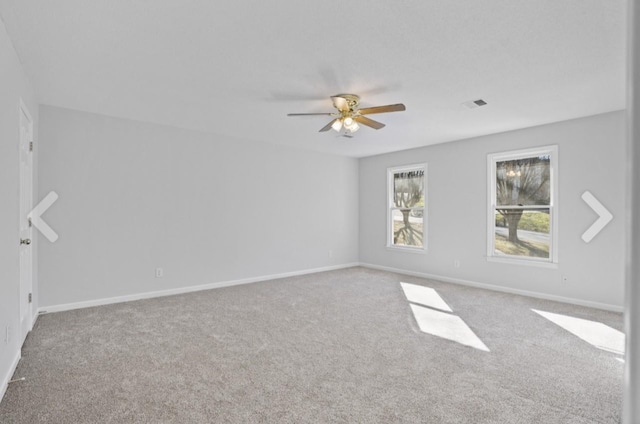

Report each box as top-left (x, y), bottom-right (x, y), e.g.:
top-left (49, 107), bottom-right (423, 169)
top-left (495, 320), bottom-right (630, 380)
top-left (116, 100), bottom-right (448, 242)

top-left (18, 98), bottom-right (34, 343)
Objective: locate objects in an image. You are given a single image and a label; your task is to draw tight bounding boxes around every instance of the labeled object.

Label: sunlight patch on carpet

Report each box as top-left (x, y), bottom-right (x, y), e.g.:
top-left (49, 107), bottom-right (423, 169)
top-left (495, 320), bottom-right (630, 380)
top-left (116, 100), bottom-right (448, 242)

top-left (533, 309), bottom-right (625, 355)
top-left (409, 304), bottom-right (490, 352)
top-left (400, 282), bottom-right (453, 312)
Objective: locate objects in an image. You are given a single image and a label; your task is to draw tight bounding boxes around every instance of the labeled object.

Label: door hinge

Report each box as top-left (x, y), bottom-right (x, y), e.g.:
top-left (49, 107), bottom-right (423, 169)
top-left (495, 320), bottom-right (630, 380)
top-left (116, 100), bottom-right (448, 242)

top-left (28, 217), bottom-right (32, 227)
top-left (28, 293), bottom-right (32, 303)
top-left (29, 142), bottom-right (33, 152)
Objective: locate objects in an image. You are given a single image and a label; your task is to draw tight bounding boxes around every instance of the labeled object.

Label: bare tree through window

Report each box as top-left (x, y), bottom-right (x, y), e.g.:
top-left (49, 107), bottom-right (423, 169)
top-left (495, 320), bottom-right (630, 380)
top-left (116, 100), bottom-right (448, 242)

top-left (492, 151), bottom-right (554, 260)
top-left (389, 167), bottom-right (425, 248)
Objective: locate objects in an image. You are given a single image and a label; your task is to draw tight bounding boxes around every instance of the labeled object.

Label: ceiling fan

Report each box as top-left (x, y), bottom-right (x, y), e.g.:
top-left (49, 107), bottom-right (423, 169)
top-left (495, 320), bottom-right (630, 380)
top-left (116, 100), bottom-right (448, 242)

top-left (287, 94), bottom-right (406, 135)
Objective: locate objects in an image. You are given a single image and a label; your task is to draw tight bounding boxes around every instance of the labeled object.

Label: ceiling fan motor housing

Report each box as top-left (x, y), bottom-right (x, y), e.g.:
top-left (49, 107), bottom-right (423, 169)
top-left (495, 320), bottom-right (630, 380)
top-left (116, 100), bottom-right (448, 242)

top-left (333, 94), bottom-right (360, 112)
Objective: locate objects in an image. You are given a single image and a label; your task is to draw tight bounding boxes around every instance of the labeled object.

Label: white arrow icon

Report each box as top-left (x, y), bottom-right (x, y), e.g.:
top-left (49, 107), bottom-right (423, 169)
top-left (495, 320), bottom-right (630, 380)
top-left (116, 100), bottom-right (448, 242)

top-left (581, 191), bottom-right (613, 243)
top-left (28, 191), bottom-right (59, 242)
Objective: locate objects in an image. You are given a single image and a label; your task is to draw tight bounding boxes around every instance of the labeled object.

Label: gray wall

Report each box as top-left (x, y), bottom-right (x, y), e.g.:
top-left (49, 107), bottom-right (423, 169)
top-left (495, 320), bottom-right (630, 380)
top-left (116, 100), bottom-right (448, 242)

top-left (359, 111), bottom-right (626, 309)
top-left (40, 108), bottom-right (626, 310)
top-left (0, 20), bottom-right (38, 396)
top-left (38, 106), bottom-right (359, 308)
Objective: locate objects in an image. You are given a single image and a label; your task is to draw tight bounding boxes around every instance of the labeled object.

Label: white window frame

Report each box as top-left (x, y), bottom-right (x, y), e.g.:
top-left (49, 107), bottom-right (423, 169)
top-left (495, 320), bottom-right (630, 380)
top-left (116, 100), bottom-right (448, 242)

top-left (387, 163), bottom-right (427, 253)
top-left (487, 145), bottom-right (558, 267)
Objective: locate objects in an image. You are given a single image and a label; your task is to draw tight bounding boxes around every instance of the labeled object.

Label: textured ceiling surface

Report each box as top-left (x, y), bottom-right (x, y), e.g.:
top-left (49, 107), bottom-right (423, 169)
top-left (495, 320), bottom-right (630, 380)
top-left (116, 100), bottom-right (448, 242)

top-left (0, 1), bottom-right (627, 157)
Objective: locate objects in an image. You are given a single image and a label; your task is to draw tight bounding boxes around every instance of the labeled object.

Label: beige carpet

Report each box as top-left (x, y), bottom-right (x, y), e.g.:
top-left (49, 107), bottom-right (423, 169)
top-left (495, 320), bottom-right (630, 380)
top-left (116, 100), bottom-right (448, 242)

top-left (0, 267), bottom-right (623, 423)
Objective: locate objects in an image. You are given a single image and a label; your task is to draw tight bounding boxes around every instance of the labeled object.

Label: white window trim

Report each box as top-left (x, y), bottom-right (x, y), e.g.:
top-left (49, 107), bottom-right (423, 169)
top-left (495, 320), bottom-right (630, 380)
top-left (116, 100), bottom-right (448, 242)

top-left (487, 145), bottom-right (558, 266)
top-left (387, 163), bottom-right (427, 253)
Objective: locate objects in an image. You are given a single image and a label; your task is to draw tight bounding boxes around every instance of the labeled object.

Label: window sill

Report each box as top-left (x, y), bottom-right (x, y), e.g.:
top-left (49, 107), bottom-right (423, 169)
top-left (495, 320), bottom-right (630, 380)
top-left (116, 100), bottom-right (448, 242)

top-left (486, 256), bottom-right (558, 269)
top-left (386, 245), bottom-right (428, 255)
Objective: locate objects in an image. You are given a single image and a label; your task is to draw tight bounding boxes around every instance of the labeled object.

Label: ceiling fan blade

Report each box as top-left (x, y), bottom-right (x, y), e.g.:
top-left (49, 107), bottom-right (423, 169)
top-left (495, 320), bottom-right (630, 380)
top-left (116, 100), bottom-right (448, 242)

top-left (357, 103), bottom-right (406, 115)
top-left (331, 96), bottom-right (350, 112)
top-left (354, 115), bottom-right (386, 130)
top-left (287, 113), bottom-right (334, 116)
top-left (319, 119), bottom-right (338, 132)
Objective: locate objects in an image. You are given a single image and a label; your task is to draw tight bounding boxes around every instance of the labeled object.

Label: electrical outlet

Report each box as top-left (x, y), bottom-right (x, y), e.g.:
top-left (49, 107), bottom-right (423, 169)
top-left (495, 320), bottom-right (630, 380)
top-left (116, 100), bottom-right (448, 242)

top-left (453, 260), bottom-right (461, 268)
top-left (155, 268), bottom-right (164, 278)
top-left (562, 275), bottom-right (569, 284)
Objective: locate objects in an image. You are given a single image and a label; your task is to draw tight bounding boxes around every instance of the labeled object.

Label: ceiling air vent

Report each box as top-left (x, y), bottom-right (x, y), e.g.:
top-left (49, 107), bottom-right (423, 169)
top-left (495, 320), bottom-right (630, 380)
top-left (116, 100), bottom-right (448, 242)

top-left (462, 99), bottom-right (488, 109)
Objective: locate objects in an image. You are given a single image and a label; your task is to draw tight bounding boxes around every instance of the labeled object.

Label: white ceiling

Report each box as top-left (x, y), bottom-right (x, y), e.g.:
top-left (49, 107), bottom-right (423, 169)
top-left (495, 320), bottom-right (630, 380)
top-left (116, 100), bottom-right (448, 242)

top-left (0, 0), bottom-right (627, 157)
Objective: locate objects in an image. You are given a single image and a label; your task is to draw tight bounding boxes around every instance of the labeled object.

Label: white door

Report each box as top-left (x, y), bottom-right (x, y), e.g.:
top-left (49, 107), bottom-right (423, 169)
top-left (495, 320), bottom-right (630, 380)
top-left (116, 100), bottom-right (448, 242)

top-left (19, 101), bottom-right (33, 343)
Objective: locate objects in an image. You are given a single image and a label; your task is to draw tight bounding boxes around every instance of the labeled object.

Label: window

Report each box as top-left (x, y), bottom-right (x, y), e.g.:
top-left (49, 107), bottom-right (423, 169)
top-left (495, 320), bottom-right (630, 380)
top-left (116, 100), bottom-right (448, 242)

top-left (488, 146), bottom-right (558, 265)
top-left (387, 164), bottom-right (426, 251)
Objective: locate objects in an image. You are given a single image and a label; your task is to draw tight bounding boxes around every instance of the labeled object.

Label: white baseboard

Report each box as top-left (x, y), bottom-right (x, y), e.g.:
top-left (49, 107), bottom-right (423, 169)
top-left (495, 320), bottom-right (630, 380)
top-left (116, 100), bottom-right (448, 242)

top-left (39, 263), bottom-right (360, 314)
top-left (31, 309), bottom-right (39, 330)
top-left (0, 349), bottom-right (21, 404)
top-left (359, 263), bottom-right (624, 313)
top-left (38, 261), bottom-right (622, 315)
top-left (1, 309), bottom-right (38, 403)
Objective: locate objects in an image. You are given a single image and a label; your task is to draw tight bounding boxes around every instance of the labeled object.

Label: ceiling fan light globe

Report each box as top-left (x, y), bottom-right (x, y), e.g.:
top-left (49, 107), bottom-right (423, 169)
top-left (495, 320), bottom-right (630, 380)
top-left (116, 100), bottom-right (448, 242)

top-left (331, 119), bottom-right (343, 132)
top-left (343, 117), bottom-right (354, 127)
top-left (345, 121), bottom-right (360, 132)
